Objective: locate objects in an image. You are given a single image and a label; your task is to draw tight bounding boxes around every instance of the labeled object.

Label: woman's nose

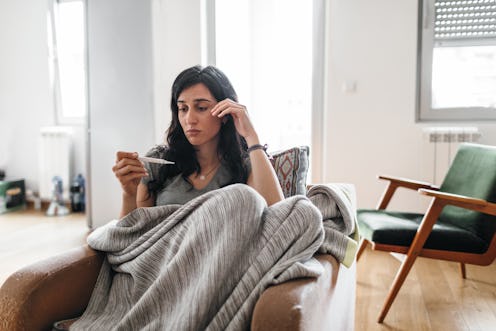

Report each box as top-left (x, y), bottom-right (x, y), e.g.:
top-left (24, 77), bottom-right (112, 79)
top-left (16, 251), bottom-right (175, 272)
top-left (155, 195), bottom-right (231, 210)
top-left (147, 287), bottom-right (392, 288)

top-left (185, 110), bottom-right (198, 124)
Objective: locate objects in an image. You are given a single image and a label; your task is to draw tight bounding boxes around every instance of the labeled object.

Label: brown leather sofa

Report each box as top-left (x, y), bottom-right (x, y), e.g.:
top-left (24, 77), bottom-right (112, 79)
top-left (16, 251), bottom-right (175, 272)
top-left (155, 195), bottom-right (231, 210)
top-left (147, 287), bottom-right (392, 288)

top-left (0, 245), bottom-right (355, 331)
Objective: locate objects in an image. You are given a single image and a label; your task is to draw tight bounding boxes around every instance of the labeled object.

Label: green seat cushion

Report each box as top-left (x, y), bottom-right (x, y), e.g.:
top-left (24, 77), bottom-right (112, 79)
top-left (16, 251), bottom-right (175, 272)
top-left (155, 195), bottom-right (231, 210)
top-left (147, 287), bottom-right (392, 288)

top-left (357, 209), bottom-right (489, 254)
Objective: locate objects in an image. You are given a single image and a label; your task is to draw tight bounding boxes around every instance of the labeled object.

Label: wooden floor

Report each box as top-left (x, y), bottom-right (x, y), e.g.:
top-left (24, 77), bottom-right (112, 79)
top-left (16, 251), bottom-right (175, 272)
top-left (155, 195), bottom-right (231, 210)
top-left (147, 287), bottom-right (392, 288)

top-left (1, 208), bottom-right (495, 330)
top-left (356, 246), bottom-right (496, 331)
top-left (0, 208), bottom-right (89, 285)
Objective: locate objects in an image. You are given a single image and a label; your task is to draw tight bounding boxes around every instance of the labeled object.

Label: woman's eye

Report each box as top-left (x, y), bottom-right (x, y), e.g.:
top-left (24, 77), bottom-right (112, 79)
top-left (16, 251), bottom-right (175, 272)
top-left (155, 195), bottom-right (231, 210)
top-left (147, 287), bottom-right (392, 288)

top-left (178, 107), bottom-right (187, 112)
top-left (198, 107), bottom-right (208, 112)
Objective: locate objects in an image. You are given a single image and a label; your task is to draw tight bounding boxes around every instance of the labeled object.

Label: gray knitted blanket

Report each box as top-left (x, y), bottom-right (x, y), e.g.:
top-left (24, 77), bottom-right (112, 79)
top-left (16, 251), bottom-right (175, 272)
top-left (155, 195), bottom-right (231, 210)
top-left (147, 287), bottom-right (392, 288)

top-left (70, 183), bottom-right (357, 331)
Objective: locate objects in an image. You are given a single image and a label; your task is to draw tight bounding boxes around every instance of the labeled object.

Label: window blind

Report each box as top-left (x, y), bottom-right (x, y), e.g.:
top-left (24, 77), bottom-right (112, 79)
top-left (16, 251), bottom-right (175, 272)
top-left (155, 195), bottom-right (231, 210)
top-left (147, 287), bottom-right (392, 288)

top-left (434, 0), bottom-right (496, 44)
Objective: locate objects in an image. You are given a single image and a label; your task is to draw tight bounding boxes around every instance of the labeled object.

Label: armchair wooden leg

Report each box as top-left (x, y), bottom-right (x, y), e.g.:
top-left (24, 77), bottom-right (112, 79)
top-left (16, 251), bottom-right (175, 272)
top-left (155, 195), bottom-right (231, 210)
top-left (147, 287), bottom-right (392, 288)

top-left (356, 238), bottom-right (368, 261)
top-left (378, 250), bottom-right (419, 323)
top-left (378, 199), bottom-right (445, 323)
top-left (460, 263), bottom-right (466, 279)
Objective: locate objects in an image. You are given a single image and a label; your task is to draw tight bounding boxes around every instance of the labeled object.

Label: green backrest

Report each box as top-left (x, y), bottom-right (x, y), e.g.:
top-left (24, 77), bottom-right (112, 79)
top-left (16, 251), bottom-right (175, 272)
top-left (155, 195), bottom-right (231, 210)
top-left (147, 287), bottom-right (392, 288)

top-left (438, 143), bottom-right (496, 244)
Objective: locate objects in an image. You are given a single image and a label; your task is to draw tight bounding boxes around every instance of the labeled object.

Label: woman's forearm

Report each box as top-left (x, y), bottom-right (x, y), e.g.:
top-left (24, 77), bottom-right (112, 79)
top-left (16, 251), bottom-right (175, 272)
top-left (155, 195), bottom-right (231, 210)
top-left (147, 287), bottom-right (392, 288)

top-left (120, 192), bottom-right (137, 218)
top-left (247, 149), bottom-right (284, 206)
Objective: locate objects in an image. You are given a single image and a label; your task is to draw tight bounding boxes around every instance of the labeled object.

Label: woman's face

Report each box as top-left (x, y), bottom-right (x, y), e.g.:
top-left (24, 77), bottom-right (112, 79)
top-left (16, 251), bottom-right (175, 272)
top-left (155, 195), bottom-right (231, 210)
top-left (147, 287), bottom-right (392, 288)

top-left (177, 83), bottom-right (223, 148)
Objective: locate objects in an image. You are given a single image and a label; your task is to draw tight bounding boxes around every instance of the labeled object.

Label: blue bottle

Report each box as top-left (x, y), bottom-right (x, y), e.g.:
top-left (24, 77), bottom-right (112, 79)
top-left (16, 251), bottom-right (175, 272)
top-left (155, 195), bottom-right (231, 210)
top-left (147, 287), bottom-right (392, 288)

top-left (70, 174), bottom-right (85, 212)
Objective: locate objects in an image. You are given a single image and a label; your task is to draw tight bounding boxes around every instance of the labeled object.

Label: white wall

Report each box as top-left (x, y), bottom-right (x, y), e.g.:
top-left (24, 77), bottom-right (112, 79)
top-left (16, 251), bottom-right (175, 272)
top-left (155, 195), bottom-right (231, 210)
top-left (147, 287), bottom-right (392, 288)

top-left (87, 0), bottom-right (203, 227)
top-left (151, 0), bottom-right (203, 144)
top-left (324, 0), bottom-right (496, 212)
top-left (86, 0), bottom-right (156, 226)
top-left (0, 0), bottom-right (86, 197)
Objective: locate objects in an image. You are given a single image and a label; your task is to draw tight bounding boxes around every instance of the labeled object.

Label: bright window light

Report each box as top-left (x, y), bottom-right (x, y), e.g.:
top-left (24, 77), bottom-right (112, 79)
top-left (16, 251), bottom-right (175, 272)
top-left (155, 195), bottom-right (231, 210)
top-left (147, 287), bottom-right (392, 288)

top-left (432, 46), bottom-right (496, 109)
top-left (215, 0), bottom-right (313, 152)
top-left (49, 0), bottom-right (86, 123)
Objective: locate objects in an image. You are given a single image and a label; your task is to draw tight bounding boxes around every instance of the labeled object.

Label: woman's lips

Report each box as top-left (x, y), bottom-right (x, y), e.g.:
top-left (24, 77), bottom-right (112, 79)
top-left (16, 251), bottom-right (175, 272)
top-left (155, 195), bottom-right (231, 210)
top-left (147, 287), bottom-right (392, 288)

top-left (186, 129), bottom-right (201, 136)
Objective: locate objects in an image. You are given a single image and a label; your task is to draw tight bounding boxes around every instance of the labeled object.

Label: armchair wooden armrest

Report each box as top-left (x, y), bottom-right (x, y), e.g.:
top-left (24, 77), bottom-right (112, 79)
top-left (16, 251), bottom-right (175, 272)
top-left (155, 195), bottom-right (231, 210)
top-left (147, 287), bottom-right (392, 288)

top-left (376, 175), bottom-right (439, 210)
top-left (419, 189), bottom-right (496, 216)
top-left (409, 191), bottom-right (496, 258)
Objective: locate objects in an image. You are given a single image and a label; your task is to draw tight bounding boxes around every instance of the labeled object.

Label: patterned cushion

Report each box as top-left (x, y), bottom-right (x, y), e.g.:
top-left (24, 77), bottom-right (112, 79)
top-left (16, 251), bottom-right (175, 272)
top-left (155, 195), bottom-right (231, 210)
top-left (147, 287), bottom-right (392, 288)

top-left (270, 146), bottom-right (310, 197)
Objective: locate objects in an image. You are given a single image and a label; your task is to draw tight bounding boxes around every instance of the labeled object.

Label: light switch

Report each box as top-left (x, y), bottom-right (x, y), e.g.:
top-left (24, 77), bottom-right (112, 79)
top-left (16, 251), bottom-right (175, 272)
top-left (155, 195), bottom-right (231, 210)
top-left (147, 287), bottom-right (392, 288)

top-left (342, 81), bottom-right (357, 93)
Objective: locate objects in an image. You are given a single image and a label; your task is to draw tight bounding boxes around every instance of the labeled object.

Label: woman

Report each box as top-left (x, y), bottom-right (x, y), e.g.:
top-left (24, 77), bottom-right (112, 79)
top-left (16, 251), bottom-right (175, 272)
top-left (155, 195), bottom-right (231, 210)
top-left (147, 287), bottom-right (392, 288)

top-left (112, 65), bottom-right (283, 218)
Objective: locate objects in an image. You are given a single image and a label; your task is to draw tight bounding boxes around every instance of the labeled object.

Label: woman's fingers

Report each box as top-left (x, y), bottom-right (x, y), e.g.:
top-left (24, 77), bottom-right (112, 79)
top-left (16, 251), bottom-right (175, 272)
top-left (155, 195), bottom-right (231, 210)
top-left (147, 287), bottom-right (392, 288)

top-left (112, 151), bottom-right (148, 188)
top-left (119, 171), bottom-right (147, 186)
top-left (116, 151), bottom-right (138, 162)
top-left (210, 99), bottom-right (251, 124)
top-left (211, 99), bottom-right (258, 140)
top-left (114, 151), bottom-right (144, 169)
top-left (211, 99), bottom-right (246, 118)
top-left (113, 164), bottom-right (148, 178)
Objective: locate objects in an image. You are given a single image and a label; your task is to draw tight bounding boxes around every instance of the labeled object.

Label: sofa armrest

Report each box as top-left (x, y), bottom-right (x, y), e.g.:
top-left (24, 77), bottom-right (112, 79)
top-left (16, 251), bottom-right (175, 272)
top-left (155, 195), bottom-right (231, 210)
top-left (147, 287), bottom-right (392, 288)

top-left (0, 250), bottom-right (356, 331)
top-left (0, 245), bottom-right (104, 331)
top-left (251, 254), bottom-right (356, 331)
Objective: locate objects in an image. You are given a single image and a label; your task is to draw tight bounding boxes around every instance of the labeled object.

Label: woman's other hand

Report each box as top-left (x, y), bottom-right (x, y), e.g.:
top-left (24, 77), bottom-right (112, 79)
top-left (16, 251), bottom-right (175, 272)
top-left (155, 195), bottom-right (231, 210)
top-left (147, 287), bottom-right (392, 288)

top-left (211, 99), bottom-right (259, 145)
top-left (211, 99), bottom-right (283, 206)
top-left (112, 151), bottom-right (148, 197)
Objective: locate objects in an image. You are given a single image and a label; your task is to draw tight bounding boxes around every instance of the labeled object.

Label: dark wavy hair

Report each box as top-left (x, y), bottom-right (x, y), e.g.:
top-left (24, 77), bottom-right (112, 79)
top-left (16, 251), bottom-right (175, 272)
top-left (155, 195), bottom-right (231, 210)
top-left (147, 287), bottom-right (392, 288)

top-left (147, 65), bottom-right (249, 196)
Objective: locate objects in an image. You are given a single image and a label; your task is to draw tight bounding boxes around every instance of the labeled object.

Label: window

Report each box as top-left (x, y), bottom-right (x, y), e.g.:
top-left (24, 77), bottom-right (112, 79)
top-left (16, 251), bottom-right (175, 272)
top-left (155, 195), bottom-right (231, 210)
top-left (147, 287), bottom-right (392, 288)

top-left (418, 0), bottom-right (496, 121)
top-left (47, 0), bottom-right (87, 124)
top-left (210, 0), bottom-right (323, 155)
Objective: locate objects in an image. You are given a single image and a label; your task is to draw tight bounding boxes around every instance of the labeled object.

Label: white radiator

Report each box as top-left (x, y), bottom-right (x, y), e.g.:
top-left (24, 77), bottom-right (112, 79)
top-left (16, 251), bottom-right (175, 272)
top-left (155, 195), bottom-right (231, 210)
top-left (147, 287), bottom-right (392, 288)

top-left (38, 126), bottom-right (73, 201)
top-left (422, 127), bottom-right (481, 186)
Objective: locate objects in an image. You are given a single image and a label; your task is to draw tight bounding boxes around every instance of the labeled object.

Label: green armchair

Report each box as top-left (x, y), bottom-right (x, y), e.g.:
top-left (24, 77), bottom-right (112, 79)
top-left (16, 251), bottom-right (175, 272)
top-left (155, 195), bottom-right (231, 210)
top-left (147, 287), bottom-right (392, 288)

top-left (356, 143), bottom-right (496, 323)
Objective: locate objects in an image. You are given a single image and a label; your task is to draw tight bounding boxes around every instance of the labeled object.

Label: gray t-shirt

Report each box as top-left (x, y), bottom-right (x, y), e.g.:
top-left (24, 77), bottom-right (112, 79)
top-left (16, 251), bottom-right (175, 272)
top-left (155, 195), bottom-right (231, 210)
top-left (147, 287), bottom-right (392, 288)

top-left (141, 146), bottom-right (248, 205)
